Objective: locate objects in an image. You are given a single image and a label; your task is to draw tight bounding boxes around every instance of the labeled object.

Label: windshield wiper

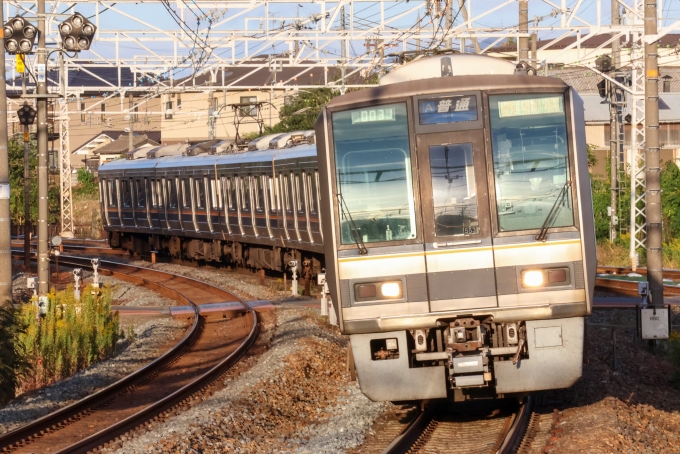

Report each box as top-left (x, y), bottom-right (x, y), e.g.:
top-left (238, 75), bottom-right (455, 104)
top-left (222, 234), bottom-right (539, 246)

top-left (535, 181), bottom-right (572, 242)
top-left (338, 193), bottom-right (368, 255)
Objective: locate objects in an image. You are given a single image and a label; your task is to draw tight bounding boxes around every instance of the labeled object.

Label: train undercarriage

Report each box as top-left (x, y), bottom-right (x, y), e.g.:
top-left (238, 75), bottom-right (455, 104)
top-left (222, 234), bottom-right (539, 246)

top-left (108, 231), bottom-right (323, 276)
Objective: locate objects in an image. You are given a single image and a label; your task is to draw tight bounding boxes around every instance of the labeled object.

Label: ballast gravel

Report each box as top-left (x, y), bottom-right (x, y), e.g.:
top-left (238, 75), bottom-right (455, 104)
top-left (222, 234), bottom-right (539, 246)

top-left (112, 308), bottom-right (390, 453)
top-left (0, 317), bottom-right (186, 435)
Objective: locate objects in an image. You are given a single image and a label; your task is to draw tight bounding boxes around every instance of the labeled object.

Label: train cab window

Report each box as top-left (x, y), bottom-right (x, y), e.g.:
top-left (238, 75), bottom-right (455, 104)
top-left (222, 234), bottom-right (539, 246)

top-left (195, 178), bottom-right (206, 209)
top-left (489, 94), bottom-right (574, 233)
top-left (167, 179), bottom-right (178, 208)
top-left (121, 179), bottom-right (131, 207)
top-left (136, 179), bottom-right (146, 208)
top-left (107, 180), bottom-right (117, 207)
top-left (331, 102), bottom-right (417, 244)
top-left (429, 143), bottom-right (478, 236)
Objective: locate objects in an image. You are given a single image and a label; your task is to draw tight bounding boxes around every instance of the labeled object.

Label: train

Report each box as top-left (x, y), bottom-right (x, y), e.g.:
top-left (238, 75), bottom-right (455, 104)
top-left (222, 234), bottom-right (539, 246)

top-left (99, 53), bottom-right (596, 402)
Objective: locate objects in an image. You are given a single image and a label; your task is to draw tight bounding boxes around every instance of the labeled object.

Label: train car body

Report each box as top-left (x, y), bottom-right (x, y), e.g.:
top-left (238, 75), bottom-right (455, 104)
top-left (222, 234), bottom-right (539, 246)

top-left (98, 145), bottom-right (326, 272)
top-left (315, 55), bottom-right (596, 401)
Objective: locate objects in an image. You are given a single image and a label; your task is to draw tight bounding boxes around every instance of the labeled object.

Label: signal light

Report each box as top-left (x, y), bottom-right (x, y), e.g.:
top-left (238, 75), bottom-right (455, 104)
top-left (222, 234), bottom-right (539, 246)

top-left (16, 102), bottom-right (37, 126)
top-left (3, 16), bottom-right (37, 55)
top-left (59, 13), bottom-right (97, 51)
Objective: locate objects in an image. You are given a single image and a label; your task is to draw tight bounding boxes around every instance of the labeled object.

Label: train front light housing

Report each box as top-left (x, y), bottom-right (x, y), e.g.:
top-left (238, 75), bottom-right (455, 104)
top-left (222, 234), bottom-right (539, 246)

top-left (522, 270), bottom-right (544, 288)
top-left (381, 282), bottom-right (402, 298)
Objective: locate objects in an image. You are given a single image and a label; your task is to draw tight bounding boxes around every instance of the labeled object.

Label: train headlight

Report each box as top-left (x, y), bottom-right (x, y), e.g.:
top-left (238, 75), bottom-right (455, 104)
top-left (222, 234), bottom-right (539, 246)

top-left (381, 282), bottom-right (402, 298)
top-left (522, 270), bottom-right (544, 288)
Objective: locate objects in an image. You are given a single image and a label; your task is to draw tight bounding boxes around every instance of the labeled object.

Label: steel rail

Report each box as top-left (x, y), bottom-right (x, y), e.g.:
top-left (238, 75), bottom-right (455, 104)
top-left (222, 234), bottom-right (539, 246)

top-left (1, 253), bottom-right (258, 454)
top-left (382, 398), bottom-right (533, 454)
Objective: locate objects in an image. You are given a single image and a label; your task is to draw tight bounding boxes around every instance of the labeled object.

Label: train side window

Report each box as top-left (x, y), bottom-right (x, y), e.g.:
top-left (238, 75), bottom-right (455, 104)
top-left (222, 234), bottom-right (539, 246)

top-left (295, 174), bottom-right (305, 214)
top-left (156, 180), bottom-right (164, 207)
top-left (239, 177), bottom-right (250, 212)
top-left (268, 177), bottom-right (277, 212)
top-left (210, 178), bottom-right (221, 209)
top-left (429, 143), bottom-right (479, 236)
top-left (121, 179), bottom-right (131, 207)
top-left (167, 179), bottom-right (178, 208)
top-left (226, 177), bottom-right (236, 211)
top-left (255, 176), bottom-right (264, 212)
top-left (283, 174), bottom-right (293, 213)
top-left (108, 180), bottom-right (118, 206)
top-left (136, 179), bottom-right (147, 208)
top-left (150, 180), bottom-right (157, 207)
top-left (307, 173), bottom-right (317, 214)
top-left (181, 180), bottom-right (190, 209)
top-left (195, 178), bottom-right (206, 209)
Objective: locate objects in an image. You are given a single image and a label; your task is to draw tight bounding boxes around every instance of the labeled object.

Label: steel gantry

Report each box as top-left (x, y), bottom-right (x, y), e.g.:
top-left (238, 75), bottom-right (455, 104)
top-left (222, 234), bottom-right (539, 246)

top-left (1, 0), bottom-right (678, 261)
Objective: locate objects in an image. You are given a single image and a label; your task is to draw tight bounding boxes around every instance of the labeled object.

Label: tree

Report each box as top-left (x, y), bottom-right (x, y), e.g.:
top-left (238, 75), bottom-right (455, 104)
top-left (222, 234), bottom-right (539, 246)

top-left (265, 88), bottom-right (340, 134)
top-left (8, 136), bottom-right (60, 227)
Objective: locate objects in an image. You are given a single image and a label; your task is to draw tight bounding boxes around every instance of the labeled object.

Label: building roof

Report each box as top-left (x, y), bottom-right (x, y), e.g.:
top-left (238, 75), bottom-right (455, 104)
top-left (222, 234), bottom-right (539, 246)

top-left (94, 133), bottom-right (160, 155)
top-left (547, 66), bottom-right (680, 93)
top-left (581, 93), bottom-right (680, 123)
top-left (490, 33), bottom-right (680, 53)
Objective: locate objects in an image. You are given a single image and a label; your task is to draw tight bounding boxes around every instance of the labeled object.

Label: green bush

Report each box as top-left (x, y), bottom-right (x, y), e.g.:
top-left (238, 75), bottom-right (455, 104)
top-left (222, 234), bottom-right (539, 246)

top-left (18, 285), bottom-right (120, 390)
top-left (0, 307), bottom-right (32, 405)
top-left (74, 167), bottom-right (98, 197)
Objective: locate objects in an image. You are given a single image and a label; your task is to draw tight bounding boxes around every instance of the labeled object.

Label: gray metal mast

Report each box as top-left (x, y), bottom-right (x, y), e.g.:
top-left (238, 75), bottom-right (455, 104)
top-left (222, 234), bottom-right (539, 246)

top-left (37, 0), bottom-right (50, 297)
top-left (609, 0), bottom-right (621, 243)
top-left (518, 0), bottom-right (529, 62)
top-left (445, 1), bottom-right (452, 49)
top-left (0, 0), bottom-right (12, 307)
top-left (645, 0), bottom-right (663, 307)
top-left (128, 93), bottom-right (134, 153)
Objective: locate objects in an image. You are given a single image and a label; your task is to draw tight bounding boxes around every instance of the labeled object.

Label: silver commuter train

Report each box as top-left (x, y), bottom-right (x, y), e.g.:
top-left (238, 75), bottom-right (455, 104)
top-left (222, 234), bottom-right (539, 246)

top-left (314, 54), bottom-right (596, 401)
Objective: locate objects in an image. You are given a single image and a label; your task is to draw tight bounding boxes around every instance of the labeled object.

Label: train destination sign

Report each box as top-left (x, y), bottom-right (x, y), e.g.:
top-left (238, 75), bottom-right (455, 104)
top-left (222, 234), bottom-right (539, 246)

top-left (350, 106), bottom-right (396, 124)
top-left (418, 95), bottom-right (478, 125)
top-left (498, 95), bottom-right (563, 118)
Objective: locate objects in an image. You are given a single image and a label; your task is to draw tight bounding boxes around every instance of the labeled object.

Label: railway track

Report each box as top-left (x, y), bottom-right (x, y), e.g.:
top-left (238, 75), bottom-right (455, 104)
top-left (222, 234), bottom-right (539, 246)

top-left (1, 254), bottom-right (259, 454)
top-left (383, 397), bottom-right (534, 454)
top-left (596, 266), bottom-right (680, 297)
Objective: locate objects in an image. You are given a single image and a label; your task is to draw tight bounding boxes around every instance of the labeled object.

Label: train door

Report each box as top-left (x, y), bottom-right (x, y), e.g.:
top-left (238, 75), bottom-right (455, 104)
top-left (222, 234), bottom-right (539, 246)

top-left (416, 130), bottom-right (498, 311)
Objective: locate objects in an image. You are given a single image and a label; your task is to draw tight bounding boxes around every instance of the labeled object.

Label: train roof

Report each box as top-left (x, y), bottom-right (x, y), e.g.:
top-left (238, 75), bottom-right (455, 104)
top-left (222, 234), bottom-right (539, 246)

top-left (98, 143), bottom-right (317, 172)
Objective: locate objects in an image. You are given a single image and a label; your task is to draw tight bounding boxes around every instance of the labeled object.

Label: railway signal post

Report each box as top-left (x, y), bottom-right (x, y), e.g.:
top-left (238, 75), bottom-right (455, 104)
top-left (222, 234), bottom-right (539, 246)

top-left (0, 0), bottom-right (11, 307)
top-left (17, 103), bottom-right (37, 270)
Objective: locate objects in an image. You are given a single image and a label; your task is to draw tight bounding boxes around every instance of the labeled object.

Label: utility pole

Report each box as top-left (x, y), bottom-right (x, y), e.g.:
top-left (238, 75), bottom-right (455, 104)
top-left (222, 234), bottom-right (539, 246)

top-left (24, 123), bottom-right (31, 269)
top-left (518, 0), bottom-right (529, 62)
top-left (445, 0), bottom-right (452, 49)
top-left (37, 0), bottom-right (50, 299)
top-left (128, 93), bottom-right (134, 153)
top-left (609, 0), bottom-right (621, 243)
top-left (341, 6), bottom-right (346, 91)
top-left (644, 0), bottom-right (663, 307)
top-left (208, 88), bottom-right (215, 140)
top-left (458, 0), bottom-right (481, 54)
top-left (0, 0), bottom-right (12, 307)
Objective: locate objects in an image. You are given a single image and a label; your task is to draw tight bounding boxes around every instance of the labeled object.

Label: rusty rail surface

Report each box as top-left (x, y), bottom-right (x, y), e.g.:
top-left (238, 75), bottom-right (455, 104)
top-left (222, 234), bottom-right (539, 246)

top-left (2, 253), bottom-right (258, 454)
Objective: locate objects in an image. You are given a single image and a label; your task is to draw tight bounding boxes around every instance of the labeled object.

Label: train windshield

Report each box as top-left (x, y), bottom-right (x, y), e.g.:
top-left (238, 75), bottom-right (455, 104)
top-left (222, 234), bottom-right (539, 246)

top-left (332, 103), bottom-right (418, 245)
top-left (489, 93), bottom-right (574, 233)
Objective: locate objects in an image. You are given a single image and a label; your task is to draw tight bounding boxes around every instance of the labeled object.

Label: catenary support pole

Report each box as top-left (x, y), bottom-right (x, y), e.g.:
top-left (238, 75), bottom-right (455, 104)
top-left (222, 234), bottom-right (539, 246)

top-left (37, 0), bottom-right (50, 297)
top-left (128, 93), bottom-right (134, 153)
top-left (518, 0), bottom-right (529, 62)
top-left (609, 0), bottom-right (621, 243)
top-left (24, 125), bottom-right (31, 269)
top-left (0, 0), bottom-right (12, 307)
top-left (644, 0), bottom-right (663, 307)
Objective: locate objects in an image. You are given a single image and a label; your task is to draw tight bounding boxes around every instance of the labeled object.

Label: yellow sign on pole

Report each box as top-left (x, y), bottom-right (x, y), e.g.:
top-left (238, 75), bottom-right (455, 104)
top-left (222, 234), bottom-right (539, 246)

top-left (16, 54), bottom-right (25, 73)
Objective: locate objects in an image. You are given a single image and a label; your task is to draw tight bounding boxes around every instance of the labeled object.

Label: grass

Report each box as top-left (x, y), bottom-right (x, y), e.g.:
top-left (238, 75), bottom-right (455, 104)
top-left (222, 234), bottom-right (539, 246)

top-left (17, 285), bottom-right (120, 392)
top-left (597, 238), bottom-right (680, 270)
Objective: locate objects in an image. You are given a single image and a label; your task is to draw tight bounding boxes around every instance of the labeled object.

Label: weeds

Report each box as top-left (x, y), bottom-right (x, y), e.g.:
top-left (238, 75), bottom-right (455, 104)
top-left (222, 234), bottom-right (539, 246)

top-left (0, 307), bottom-right (33, 405)
top-left (17, 285), bottom-right (120, 391)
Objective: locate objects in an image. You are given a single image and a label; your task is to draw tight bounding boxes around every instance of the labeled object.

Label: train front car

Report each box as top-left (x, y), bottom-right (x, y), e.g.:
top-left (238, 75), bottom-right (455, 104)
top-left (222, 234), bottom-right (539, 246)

top-left (316, 55), bottom-right (596, 402)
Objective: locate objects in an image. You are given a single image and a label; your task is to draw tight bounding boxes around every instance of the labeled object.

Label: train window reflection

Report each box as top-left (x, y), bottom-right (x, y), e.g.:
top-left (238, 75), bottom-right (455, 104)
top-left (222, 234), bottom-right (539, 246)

top-left (490, 94), bottom-right (574, 233)
top-left (332, 103), bottom-right (417, 244)
top-left (429, 143), bottom-right (479, 236)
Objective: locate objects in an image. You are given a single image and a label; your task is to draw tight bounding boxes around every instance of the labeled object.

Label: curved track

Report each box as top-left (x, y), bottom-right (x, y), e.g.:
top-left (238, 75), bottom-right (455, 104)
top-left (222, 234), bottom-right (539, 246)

top-left (383, 397), bottom-right (534, 454)
top-left (596, 266), bottom-right (680, 297)
top-left (2, 254), bottom-right (259, 454)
